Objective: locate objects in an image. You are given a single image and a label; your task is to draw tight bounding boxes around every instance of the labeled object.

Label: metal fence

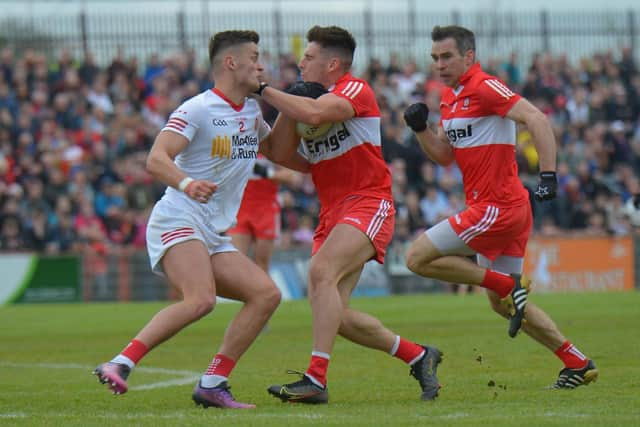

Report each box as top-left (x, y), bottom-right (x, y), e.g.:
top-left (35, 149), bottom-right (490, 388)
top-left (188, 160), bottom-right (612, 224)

top-left (1, 5), bottom-right (638, 71)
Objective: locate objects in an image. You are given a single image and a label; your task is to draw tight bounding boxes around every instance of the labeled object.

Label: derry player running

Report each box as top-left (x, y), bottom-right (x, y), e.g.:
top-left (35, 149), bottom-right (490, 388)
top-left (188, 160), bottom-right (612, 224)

top-left (403, 25), bottom-right (598, 389)
top-left (93, 30), bottom-right (308, 409)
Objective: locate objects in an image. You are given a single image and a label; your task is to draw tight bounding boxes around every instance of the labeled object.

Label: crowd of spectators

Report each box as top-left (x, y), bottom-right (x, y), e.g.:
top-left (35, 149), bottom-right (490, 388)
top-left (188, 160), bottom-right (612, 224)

top-left (1, 43), bottom-right (639, 256)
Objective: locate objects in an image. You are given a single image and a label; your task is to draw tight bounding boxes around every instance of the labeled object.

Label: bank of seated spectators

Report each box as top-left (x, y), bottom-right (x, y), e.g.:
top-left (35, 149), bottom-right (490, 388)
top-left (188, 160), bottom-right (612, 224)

top-left (0, 45), bottom-right (639, 255)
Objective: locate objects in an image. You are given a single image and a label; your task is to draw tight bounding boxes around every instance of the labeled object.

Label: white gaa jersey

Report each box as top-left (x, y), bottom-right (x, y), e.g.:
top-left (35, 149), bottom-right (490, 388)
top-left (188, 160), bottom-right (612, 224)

top-left (159, 88), bottom-right (271, 232)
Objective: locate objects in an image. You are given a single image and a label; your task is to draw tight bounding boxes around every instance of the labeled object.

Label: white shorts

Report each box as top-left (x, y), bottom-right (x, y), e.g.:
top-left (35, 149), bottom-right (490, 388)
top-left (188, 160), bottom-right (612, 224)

top-left (146, 200), bottom-right (236, 276)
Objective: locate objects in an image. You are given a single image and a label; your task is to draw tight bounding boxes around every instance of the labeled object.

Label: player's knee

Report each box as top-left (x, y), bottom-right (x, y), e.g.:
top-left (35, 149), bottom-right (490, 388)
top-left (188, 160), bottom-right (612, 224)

top-left (189, 294), bottom-right (216, 319)
top-left (338, 311), bottom-right (354, 332)
top-left (308, 259), bottom-right (333, 290)
top-left (260, 285), bottom-right (281, 312)
top-left (405, 245), bottom-right (426, 273)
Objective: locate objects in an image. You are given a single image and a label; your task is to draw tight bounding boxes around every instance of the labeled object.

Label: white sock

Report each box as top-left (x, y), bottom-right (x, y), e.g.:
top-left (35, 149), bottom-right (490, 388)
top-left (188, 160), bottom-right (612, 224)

top-left (110, 355), bottom-right (135, 369)
top-left (389, 336), bottom-right (400, 356)
top-left (201, 374), bottom-right (227, 388)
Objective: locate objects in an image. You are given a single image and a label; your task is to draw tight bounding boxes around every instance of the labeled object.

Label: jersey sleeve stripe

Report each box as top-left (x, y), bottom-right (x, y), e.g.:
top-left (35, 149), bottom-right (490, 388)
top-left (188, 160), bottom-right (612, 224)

top-left (167, 122), bottom-right (186, 130)
top-left (167, 118), bottom-right (187, 126)
top-left (345, 82), bottom-right (364, 99)
top-left (341, 81), bottom-right (355, 95)
top-left (484, 79), bottom-right (514, 99)
top-left (490, 79), bottom-right (515, 96)
top-left (169, 117), bottom-right (188, 126)
top-left (165, 124), bottom-right (185, 132)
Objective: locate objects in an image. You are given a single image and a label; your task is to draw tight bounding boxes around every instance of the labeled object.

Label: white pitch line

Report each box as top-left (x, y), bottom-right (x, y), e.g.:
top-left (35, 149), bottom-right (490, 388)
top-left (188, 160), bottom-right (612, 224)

top-left (130, 376), bottom-right (200, 391)
top-left (0, 361), bottom-right (200, 391)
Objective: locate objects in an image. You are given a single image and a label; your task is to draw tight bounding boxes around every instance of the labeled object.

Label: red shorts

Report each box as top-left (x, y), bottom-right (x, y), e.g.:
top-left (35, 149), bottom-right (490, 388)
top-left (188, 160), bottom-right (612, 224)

top-left (228, 198), bottom-right (280, 240)
top-left (448, 202), bottom-right (532, 261)
top-left (312, 195), bottom-right (395, 263)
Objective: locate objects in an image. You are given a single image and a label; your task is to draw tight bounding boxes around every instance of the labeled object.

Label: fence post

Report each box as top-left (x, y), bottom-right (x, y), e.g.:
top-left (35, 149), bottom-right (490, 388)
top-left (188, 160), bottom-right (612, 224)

top-left (364, 1), bottom-right (373, 63)
top-left (541, 9), bottom-right (550, 53)
top-left (452, 9), bottom-right (461, 26)
top-left (79, 11), bottom-right (88, 59)
top-left (629, 9), bottom-right (636, 54)
top-left (408, 0), bottom-right (416, 43)
top-left (117, 249), bottom-right (131, 302)
top-left (200, 0), bottom-right (209, 44)
top-left (274, 1), bottom-right (282, 59)
top-left (177, 11), bottom-right (187, 51)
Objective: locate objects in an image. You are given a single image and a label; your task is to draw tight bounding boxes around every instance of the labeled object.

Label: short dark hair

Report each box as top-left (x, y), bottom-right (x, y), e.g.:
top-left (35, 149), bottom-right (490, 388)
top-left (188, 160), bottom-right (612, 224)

top-left (431, 25), bottom-right (475, 56)
top-left (306, 25), bottom-right (356, 69)
top-left (208, 30), bottom-right (260, 64)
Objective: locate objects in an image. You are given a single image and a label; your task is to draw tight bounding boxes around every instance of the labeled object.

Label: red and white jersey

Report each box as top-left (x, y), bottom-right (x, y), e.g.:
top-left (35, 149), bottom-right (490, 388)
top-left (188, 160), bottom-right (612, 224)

top-left (298, 73), bottom-right (392, 215)
top-left (159, 88), bottom-right (271, 232)
top-left (243, 154), bottom-right (278, 203)
top-left (439, 63), bottom-right (529, 208)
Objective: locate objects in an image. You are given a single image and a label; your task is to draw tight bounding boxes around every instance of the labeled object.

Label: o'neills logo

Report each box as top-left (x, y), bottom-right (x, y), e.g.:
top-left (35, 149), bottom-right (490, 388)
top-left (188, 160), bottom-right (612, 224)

top-left (211, 135), bottom-right (232, 158)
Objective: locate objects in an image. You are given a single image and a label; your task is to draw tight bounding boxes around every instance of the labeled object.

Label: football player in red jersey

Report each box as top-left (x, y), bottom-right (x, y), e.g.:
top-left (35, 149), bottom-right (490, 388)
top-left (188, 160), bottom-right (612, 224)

top-left (258, 25), bottom-right (442, 404)
top-left (228, 156), bottom-right (300, 273)
top-left (404, 25), bottom-right (597, 389)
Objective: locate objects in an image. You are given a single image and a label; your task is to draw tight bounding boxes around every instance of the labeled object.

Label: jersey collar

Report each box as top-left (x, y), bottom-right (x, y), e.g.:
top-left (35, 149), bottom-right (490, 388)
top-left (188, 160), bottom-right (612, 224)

top-left (328, 73), bottom-right (352, 91)
top-left (211, 87), bottom-right (244, 112)
top-left (457, 62), bottom-right (481, 87)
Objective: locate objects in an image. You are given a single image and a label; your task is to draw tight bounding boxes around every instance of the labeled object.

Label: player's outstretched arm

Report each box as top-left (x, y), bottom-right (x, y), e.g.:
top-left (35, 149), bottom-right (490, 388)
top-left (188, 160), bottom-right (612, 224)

top-left (260, 85), bottom-right (354, 126)
top-left (404, 102), bottom-right (455, 166)
top-left (146, 130), bottom-right (217, 203)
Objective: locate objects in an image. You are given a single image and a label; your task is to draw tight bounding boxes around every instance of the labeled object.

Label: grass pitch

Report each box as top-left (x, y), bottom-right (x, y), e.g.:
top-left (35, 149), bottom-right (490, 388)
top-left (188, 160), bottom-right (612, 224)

top-left (1, 291), bottom-right (639, 426)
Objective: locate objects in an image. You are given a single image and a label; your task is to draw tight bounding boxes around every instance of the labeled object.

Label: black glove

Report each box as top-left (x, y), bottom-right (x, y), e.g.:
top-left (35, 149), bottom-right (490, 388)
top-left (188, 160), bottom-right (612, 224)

top-left (254, 82), bottom-right (269, 96)
top-left (534, 171), bottom-right (558, 201)
top-left (404, 103), bottom-right (429, 132)
top-left (285, 81), bottom-right (328, 99)
top-left (253, 163), bottom-right (274, 179)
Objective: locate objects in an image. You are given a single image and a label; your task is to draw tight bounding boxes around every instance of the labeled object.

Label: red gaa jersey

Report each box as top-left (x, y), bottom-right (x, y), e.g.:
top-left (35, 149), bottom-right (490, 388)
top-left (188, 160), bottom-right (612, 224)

top-left (439, 63), bottom-right (529, 208)
top-left (298, 73), bottom-right (393, 215)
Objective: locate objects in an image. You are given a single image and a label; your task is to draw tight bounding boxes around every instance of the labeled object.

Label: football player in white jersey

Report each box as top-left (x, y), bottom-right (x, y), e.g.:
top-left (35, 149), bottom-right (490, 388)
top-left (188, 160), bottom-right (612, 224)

top-left (93, 30), bottom-right (308, 409)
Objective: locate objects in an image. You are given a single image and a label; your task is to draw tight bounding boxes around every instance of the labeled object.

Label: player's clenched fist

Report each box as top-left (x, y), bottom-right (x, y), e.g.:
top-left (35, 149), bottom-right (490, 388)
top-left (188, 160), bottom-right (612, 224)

top-left (179, 177), bottom-right (217, 203)
top-left (404, 102), bottom-right (429, 133)
top-left (534, 171), bottom-right (558, 201)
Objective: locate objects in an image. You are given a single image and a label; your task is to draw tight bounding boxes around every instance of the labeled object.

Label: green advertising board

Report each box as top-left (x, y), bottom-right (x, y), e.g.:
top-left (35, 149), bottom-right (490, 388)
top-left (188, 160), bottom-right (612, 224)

top-left (0, 254), bottom-right (81, 304)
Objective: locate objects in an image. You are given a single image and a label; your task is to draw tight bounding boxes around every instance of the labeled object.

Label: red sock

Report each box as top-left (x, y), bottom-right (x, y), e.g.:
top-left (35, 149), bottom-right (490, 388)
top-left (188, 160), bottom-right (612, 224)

top-left (392, 337), bottom-right (425, 364)
top-left (481, 270), bottom-right (514, 298)
top-left (306, 353), bottom-right (330, 387)
top-left (205, 353), bottom-right (236, 377)
top-left (554, 341), bottom-right (588, 369)
top-left (121, 339), bottom-right (149, 365)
